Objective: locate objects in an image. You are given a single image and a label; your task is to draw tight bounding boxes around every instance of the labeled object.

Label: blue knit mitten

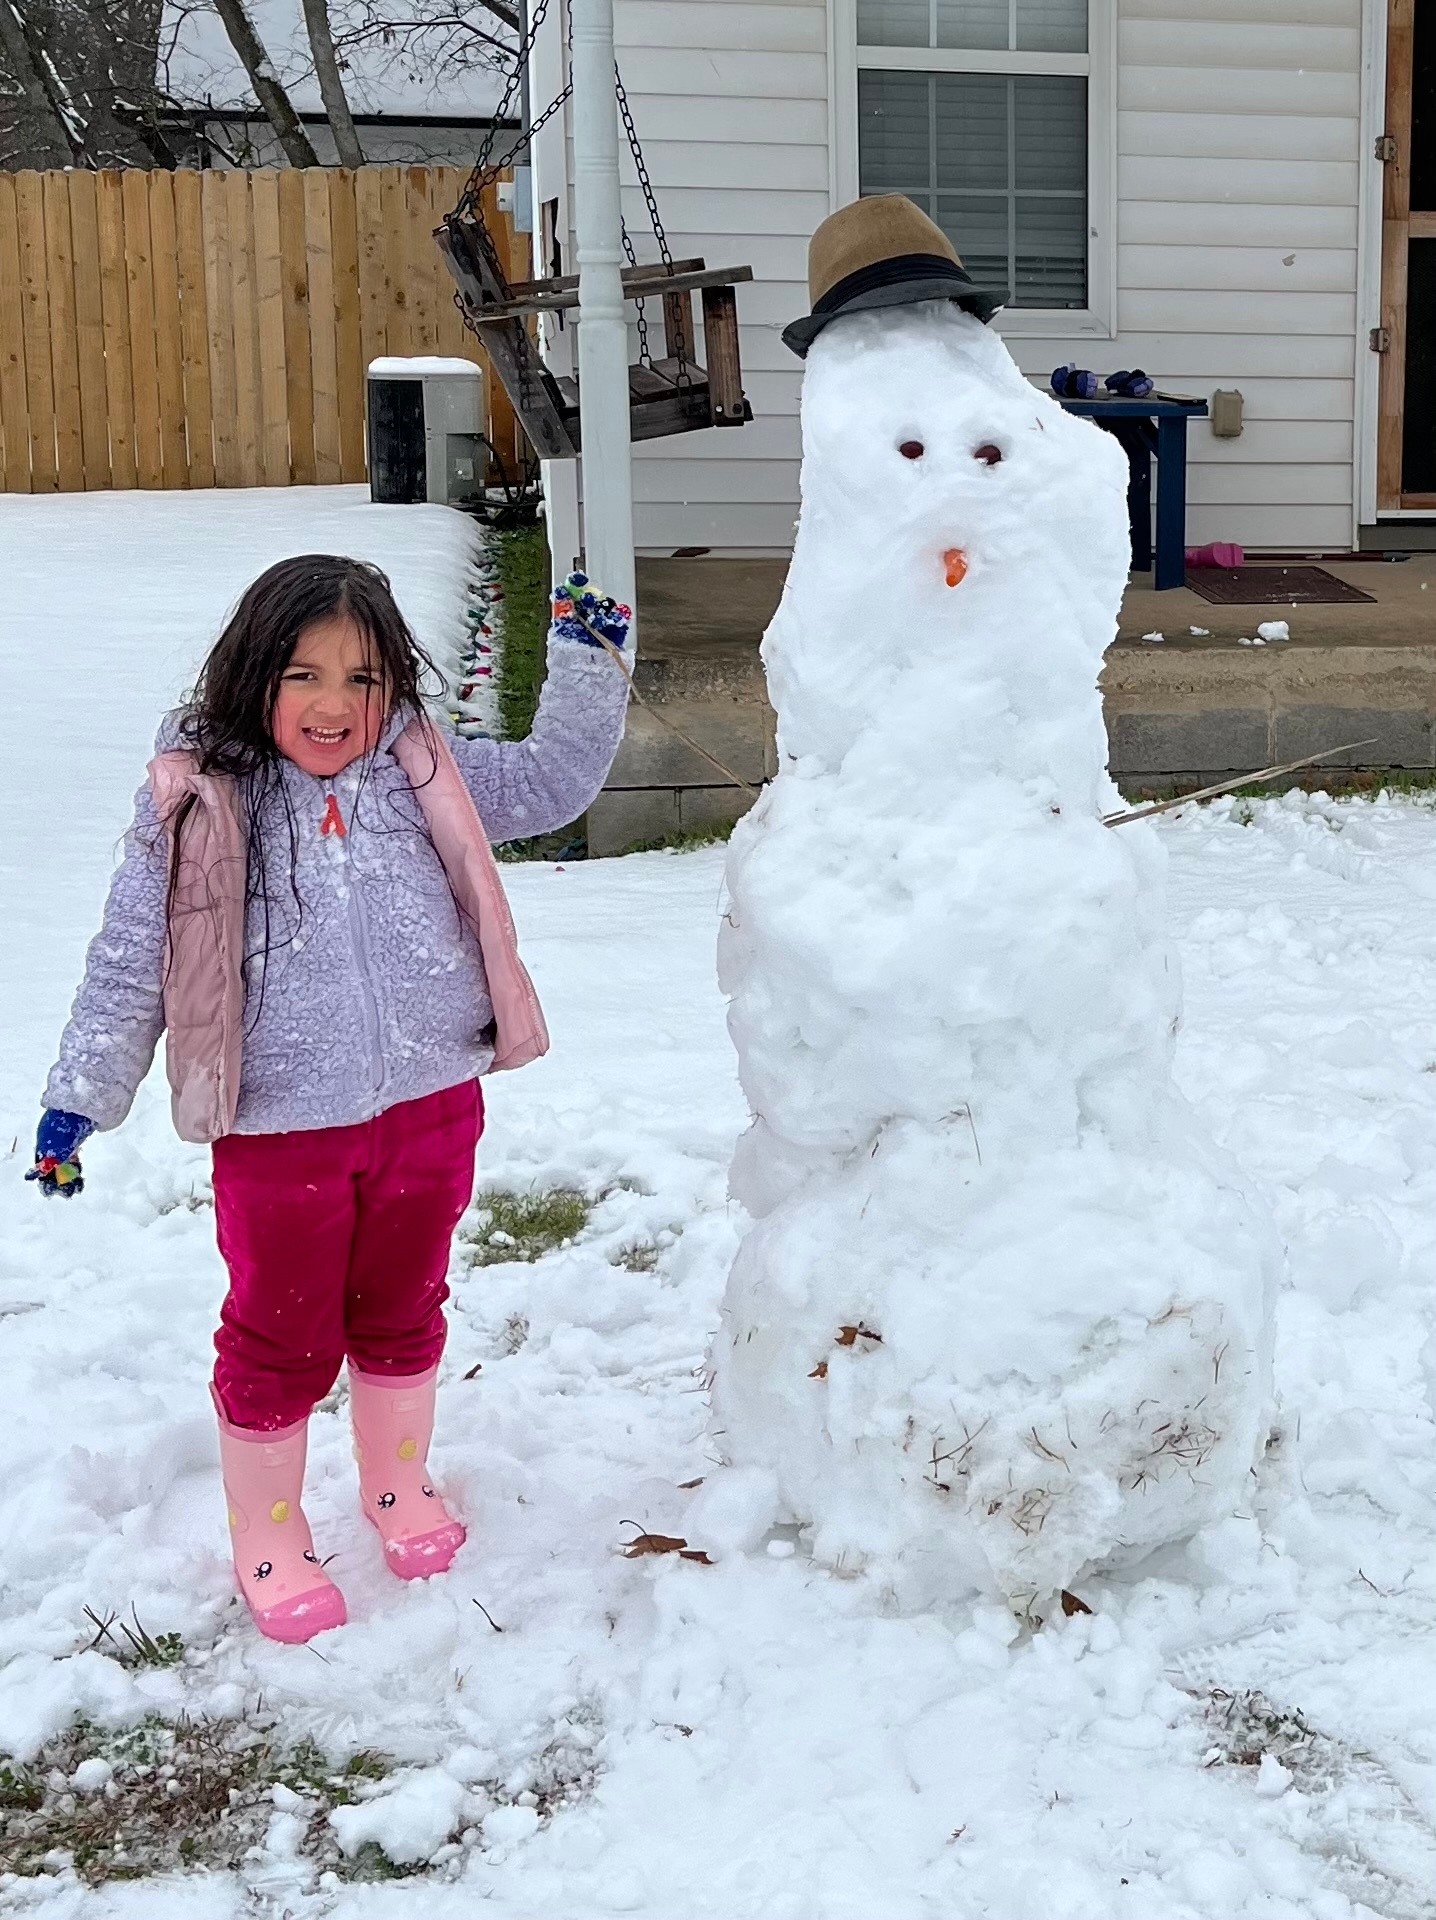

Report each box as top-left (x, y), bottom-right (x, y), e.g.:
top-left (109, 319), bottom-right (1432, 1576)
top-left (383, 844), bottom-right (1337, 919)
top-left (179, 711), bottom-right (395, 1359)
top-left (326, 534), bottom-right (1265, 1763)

top-left (27, 1108), bottom-right (95, 1198)
top-left (552, 572), bottom-right (632, 650)
top-left (1051, 364), bottom-right (1098, 399)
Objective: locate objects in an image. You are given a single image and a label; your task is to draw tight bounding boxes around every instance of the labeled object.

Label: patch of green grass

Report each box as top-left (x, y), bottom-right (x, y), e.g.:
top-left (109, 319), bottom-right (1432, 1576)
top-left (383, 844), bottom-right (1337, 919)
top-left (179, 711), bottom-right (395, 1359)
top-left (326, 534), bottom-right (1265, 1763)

top-left (83, 1606), bottom-right (185, 1670)
top-left (461, 1188), bottom-right (593, 1267)
top-left (1117, 767), bottom-right (1436, 809)
top-left (617, 821), bottom-right (738, 857)
top-left (493, 524), bottom-right (553, 744)
top-left (493, 827), bottom-right (588, 864)
top-left (489, 525), bottom-right (591, 861)
top-left (0, 1763), bottom-right (41, 1813)
top-left (346, 1840), bottom-right (410, 1880)
top-left (612, 1242), bottom-right (661, 1273)
top-left (0, 1714), bottom-right (404, 1885)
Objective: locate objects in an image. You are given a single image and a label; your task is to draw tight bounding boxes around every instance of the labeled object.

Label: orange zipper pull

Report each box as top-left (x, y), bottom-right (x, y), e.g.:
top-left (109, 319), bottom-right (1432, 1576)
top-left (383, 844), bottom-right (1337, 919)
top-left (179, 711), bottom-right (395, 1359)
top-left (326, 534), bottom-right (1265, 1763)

top-left (320, 793), bottom-right (347, 838)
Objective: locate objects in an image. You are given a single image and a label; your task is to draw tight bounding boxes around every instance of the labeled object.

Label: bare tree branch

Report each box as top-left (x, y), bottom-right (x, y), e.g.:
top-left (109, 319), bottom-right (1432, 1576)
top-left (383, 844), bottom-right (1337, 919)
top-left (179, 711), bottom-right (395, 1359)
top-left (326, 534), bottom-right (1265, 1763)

top-left (209, 0), bottom-right (320, 165)
top-left (0, 0), bottom-right (86, 161)
top-left (300, 0), bottom-right (363, 165)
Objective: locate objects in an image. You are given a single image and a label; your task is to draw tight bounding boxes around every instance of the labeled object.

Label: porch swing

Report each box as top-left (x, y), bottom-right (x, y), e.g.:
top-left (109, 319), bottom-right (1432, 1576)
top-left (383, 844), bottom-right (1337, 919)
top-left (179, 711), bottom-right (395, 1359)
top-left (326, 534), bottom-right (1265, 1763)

top-left (435, 5), bottom-right (753, 462)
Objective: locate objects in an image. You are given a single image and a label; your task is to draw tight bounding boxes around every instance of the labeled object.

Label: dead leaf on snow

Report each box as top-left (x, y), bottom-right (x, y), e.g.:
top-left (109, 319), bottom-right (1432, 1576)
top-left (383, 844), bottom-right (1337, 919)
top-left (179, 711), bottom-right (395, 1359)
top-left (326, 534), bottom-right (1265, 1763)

top-left (835, 1324), bottom-right (882, 1347)
top-left (809, 1361), bottom-right (829, 1379)
top-left (621, 1529), bottom-right (713, 1565)
top-left (1060, 1590), bottom-right (1093, 1616)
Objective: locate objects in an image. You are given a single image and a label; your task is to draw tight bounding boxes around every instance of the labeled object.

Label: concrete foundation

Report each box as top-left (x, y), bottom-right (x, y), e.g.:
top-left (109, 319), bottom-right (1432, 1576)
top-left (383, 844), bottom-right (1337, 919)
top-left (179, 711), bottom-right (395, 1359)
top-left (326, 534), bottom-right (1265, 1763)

top-left (586, 555), bottom-right (1436, 855)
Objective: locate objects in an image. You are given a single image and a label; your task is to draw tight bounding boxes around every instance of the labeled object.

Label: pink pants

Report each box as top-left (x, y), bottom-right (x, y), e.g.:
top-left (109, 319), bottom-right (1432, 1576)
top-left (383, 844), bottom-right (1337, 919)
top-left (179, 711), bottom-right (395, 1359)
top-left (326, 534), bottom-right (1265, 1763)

top-left (211, 1080), bottom-right (484, 1431)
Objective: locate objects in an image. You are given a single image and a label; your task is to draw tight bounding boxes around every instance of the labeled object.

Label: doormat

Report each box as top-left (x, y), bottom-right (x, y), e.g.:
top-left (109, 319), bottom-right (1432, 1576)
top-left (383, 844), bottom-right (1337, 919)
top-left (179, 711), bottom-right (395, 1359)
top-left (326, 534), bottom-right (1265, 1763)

top-left (1185, 565), bottom-right (1376, 605)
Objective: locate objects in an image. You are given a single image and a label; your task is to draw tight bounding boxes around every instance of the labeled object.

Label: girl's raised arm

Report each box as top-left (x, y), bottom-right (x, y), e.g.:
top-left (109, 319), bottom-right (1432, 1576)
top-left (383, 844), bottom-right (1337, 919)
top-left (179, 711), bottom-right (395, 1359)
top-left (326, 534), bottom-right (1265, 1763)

top-left (43, 730), bottom-right (174, 1132)
top-left (446, 576), bottom-right (632, 844)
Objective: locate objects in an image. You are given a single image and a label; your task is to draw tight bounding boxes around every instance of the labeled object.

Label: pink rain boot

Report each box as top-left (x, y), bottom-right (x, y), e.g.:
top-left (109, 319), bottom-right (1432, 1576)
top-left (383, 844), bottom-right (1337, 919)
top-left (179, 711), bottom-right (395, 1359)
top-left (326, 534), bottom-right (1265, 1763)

top-left (212, 1388), bottom-right (348, 1644)
top-left (348, 1365), bottom-right (466, 1579)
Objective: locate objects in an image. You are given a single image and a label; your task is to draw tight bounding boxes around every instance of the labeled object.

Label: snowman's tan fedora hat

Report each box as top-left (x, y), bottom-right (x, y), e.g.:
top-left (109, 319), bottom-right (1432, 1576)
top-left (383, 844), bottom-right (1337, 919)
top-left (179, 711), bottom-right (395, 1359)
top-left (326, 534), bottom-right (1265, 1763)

top-left (782, 193), bottom-right (1003, 358)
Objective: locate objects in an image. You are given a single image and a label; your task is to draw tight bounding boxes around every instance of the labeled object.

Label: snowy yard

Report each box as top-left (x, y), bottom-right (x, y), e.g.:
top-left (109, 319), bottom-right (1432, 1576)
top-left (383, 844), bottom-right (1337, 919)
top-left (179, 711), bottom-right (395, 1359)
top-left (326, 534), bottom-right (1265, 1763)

top-left (7, 489), bottom-right (1436, 1917)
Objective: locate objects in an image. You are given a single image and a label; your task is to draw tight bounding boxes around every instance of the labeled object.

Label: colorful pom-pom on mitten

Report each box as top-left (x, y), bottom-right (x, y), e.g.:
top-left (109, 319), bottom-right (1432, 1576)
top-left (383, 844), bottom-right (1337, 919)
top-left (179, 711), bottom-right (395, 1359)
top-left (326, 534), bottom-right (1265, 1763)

top-left (551, 571), bottom-right (633, 650)
top-left (27, 1108), bottom-right (95, 1198)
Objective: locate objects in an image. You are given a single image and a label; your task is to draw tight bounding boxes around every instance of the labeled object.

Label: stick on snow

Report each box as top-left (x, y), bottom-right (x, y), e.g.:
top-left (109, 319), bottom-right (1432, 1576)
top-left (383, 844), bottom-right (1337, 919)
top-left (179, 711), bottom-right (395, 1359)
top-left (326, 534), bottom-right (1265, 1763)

top-left (1101, 740), bottom-right (1380, 828)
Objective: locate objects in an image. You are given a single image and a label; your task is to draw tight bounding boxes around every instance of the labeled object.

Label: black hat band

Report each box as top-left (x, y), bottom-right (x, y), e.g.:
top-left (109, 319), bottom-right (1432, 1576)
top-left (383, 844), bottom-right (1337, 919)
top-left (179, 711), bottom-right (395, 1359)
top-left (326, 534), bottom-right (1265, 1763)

top-left (812, 251), bottom-right (978, 315)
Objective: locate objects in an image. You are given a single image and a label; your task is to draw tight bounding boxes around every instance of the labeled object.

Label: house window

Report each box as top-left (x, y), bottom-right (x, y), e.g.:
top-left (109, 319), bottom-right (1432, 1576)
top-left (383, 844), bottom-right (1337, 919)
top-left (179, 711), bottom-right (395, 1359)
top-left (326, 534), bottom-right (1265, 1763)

top-left (856, 1), bottom-right (1091, 311)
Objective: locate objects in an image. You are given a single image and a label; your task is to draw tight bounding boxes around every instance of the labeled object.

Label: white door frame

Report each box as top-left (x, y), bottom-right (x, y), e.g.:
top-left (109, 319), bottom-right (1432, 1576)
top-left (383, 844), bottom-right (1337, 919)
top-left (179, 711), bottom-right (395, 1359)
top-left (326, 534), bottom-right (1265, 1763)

top-left (1356, 0), bottom-right (1389, 530)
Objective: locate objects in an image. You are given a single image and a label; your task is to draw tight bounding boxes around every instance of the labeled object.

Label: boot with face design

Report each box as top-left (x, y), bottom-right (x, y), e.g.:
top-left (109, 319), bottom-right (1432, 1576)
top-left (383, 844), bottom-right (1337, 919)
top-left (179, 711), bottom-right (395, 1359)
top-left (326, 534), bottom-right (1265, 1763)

top-left (348, 1365), bottom-right (466, 1579)
top-left (212, 1387), bottom-right (348, 1643)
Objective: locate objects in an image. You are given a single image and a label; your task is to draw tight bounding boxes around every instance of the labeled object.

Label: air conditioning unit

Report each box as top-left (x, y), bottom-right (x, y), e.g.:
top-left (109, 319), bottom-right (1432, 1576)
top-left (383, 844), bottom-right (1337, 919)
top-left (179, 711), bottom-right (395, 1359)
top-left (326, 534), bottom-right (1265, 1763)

top-left (366, 358), bottom-right (487, 507)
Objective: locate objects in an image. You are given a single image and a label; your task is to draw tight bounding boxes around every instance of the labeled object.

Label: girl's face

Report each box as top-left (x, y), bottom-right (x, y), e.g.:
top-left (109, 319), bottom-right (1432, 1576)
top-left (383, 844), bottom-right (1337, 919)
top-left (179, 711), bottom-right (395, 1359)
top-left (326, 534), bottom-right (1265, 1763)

top-left (271, 613), bottom-right (388, 776)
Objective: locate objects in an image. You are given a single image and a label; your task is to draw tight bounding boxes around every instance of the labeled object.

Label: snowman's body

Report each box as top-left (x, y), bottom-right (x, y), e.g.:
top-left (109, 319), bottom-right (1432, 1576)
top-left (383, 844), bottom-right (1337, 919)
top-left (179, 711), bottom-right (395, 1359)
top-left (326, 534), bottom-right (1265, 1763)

top-left (712, 304), bottom-right (1277, 1610)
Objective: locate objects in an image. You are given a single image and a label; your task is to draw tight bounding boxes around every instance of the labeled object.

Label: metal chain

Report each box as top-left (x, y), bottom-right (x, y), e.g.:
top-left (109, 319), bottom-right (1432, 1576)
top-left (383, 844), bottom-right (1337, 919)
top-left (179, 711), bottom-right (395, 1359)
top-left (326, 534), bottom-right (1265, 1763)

top-left (615, 59), bottom-right (672, 267)
top-left (613, 57), bottom-right (692, 383)
top-left (457, 0), bottom-right (559, 217)
top-left (620, 221), bottom-right (653, 368)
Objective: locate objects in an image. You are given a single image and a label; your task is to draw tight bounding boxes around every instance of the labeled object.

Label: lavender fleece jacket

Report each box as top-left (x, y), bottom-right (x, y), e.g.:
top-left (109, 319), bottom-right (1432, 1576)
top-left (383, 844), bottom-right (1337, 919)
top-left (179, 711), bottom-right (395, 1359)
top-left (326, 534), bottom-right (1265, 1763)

top-left (44, 636), bottom-right (630, 1136)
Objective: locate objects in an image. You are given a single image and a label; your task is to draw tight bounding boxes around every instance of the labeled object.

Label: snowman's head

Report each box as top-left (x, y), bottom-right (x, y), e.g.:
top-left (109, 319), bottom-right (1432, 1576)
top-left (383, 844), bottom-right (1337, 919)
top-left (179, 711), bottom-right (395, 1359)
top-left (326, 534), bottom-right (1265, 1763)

top-left (775, 301), bottom-right (1130, 774)
top-left (800, 301), bottom-right (1128, 608)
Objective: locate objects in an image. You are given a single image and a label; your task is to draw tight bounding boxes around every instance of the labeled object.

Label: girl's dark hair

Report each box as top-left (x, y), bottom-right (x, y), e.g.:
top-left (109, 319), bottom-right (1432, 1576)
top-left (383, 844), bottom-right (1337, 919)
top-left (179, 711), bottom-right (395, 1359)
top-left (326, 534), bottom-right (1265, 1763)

top-left (180, 553), bottom-right (439, 774)
top-left (167, 554), bottom-right (443, 1018)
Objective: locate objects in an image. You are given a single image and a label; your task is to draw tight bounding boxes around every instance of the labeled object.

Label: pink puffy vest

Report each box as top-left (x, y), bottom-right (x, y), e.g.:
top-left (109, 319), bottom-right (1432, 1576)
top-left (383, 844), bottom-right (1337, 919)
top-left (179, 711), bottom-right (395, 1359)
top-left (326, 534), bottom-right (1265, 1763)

top-left (148, 718), bottom-right (550, 1144)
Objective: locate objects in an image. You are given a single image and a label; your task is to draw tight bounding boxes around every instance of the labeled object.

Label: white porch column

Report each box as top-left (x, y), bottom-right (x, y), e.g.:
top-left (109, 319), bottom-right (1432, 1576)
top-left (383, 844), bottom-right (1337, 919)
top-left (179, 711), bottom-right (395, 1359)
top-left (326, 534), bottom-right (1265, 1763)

top-left (569, 0), bottom-right (636, 623)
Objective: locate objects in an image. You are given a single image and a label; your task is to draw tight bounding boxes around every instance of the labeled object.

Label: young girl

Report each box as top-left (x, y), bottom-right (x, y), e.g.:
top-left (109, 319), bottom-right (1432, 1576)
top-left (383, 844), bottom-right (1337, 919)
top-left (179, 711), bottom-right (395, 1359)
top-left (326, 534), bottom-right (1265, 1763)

top-left (31, 553), bottom-right (632, 1645)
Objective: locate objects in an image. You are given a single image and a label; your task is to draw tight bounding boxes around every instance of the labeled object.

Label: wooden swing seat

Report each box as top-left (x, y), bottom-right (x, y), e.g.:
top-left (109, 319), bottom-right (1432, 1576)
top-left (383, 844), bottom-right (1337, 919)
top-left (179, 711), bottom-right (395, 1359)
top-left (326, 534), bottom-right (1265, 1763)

top-left (436, 215), bottom-right (754, 460)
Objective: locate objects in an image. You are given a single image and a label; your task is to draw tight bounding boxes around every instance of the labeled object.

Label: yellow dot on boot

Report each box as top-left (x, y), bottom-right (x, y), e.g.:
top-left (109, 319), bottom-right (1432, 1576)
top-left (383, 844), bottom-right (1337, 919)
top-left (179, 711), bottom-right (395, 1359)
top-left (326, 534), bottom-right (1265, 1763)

top-left (227, 1508), bottom-right (238, 1530)
top-left (270, 1499), bottom-right (291, 1523)
top-left (397, 1437), bottom-right (418, 1461)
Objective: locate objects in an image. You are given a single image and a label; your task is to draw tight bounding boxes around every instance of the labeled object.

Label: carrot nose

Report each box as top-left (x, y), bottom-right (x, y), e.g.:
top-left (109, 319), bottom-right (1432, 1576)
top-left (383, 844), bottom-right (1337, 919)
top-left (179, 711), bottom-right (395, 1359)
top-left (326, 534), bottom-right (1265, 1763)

top-left (943, 548), bottom-right (968, 588)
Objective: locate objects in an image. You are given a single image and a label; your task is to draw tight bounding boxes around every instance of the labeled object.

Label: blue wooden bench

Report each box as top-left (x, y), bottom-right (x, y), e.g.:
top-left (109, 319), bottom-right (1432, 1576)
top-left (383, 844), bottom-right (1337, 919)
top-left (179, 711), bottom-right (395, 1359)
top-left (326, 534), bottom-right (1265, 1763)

top-left (1057, 393), bottom-right (1209, 590)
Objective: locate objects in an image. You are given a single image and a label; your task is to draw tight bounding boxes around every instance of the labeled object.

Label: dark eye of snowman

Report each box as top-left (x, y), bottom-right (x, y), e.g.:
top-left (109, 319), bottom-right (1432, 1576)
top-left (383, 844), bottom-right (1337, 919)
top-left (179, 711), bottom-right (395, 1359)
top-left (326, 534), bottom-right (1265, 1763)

top-left (973, 443), bottom-right (1003, 466)
top-left (898, 440), bottom-right (925, 460)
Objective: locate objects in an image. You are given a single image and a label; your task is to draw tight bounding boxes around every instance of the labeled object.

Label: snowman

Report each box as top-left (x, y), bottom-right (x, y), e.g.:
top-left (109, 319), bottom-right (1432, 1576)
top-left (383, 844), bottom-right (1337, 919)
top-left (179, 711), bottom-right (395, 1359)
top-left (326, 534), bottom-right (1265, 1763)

top-left (702, 195), bottom-right (1279, 1615)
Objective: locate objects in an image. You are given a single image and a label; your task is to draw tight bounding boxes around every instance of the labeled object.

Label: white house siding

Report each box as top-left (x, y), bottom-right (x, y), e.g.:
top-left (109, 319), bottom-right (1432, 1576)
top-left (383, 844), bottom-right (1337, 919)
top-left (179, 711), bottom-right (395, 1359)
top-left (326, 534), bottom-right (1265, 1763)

top-left (546, 0), bottom-right (1365, 557)
top-left (540, 0), bottom-right (827, 554)
top-left (1007, 0), bottom-right (1363, 554)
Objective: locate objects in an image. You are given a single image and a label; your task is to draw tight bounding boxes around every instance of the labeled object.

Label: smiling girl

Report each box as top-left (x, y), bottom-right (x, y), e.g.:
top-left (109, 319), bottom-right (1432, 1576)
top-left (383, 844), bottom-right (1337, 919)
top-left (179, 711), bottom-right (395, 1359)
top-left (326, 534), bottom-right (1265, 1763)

top-left (31, 553), bottom-right (631, 1643)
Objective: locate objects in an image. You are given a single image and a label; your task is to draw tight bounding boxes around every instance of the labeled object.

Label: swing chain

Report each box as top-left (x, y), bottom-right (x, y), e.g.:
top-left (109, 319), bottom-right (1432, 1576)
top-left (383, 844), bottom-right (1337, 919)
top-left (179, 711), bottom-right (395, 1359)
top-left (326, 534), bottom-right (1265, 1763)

top-left (615, 59), bottom-right (672, 270)
top-left (613, 59), bottom-right (691, 384)
top-left (458, 0), bottom-right (561, 217)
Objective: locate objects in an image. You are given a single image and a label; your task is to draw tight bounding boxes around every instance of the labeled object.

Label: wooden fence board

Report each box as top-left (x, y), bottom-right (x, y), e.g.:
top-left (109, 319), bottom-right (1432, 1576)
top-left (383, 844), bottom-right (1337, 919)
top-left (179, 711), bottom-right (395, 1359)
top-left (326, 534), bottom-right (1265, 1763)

top-left (279, 170), bottom-right (315, 486)
top-left (173, 170), bottom-right (213, 489)
top-left (406, 167), bottom-right (436, 353)
top-left (66, 174), bottom-right (109, 489)
top-left (202, 170), bottom-right (240, 487)
top-left (147, 172), bottom-right (189, 488)
top-left (330, 169), bottom-right (366, 483)
top-left (479, 179), bottom-right (521, 482)
top-left (0, 174), bottom-right (30, 492)
top-left (2, 163), bottom-right (515, 494)
top-left (355, 165), bottom-right (390, 379)
top-left (252, 171), bottom-right (290, 485)
top-left (43, 172), bottom-right (84, 491)
top-left (15, 176), bottom-right (55, 491)
top-left (380, 165), bottom-right (411, 358)
top-left (303, 169), bottom-right (341, 483)
top-left (95, 172), bottom-right (136, 489)
top-left (121, 167), bottom-right (162, 488)
top-left (227, 170), bottom-right (262, 487)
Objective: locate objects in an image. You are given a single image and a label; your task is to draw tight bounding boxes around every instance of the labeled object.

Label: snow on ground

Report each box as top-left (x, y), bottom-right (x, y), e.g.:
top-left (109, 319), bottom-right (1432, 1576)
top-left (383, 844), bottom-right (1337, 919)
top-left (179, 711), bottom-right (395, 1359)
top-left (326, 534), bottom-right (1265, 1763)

top-left (7, 491), bottom-right (1436, 1916)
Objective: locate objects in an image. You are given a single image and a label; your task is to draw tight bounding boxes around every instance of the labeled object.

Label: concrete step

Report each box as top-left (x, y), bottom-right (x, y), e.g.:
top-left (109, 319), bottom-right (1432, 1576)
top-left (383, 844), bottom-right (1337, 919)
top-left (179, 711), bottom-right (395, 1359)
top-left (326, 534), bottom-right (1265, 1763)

top-left (587, 556), bottom-right (1436, 853)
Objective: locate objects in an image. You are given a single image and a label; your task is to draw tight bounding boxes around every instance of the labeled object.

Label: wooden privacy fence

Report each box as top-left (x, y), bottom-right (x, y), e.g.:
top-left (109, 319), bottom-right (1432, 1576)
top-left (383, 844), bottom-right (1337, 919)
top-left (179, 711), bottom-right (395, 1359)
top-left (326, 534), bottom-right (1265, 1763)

top-left (0, 165), bottom-right (524, 494)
